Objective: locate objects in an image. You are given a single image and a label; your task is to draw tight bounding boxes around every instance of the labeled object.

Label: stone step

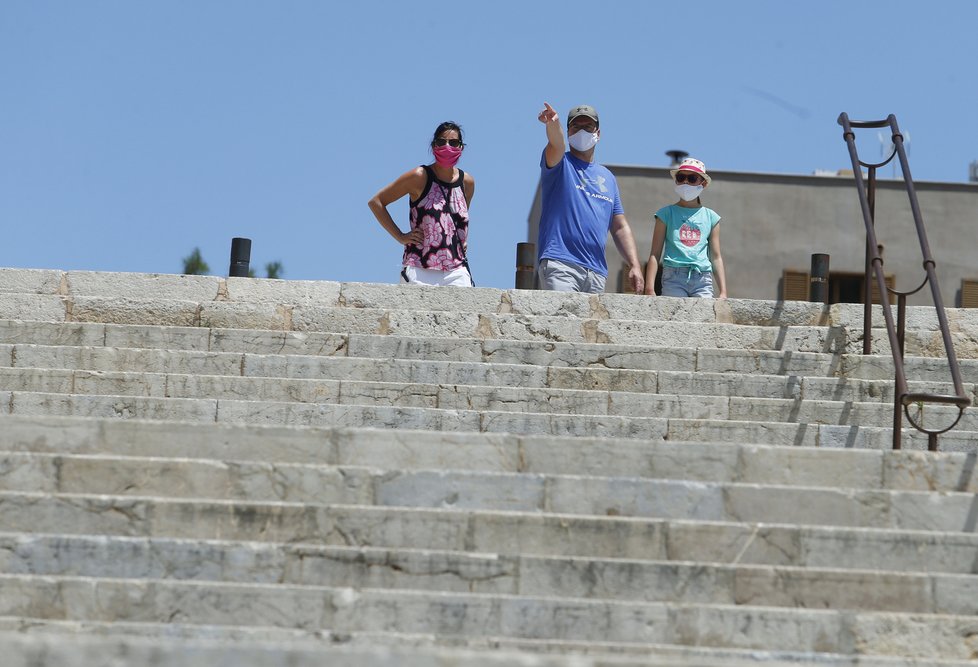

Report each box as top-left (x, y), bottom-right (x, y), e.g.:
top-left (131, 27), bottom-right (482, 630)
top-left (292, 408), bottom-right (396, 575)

top-left (0, 294), bottom-right (851, 352)
top-left (1, 573), bottom-right (976, 659)
top-left (0, 369), bottom-right (978, 444)
top-left (4, 390), bottom-right (974, 451)
top-left (4, 533), bottom-right (978, 615)
top-left (0, 320), bottom-right (978, 384)
top-left (2, 268), bottom-right (968, 333)
top-left (4, 416), bottom-right (975, 494)
top-left (5, 288), bottom-right (978, 361)
top-left (3, 492), bottom-right (978, 574)
top-left (0, 630), bottom-right (633, 667)
top-left (2, 452), bottom-right (975, 532)
top-left (5, 319), bottom-right (976, 385)
top-left (4, 343), bottom-right (973, 404)
top-left (0, 367), bottom-right (883, 424)
top-left (5, 269), bottom-right (976, 355)
top-left (6, 626), bottom-right (977, 667)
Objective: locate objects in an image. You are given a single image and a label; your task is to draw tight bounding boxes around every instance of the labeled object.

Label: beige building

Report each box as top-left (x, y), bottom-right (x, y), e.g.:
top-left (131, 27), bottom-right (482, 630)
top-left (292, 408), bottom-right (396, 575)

top-left (527, 164), bottom-right (978, 307)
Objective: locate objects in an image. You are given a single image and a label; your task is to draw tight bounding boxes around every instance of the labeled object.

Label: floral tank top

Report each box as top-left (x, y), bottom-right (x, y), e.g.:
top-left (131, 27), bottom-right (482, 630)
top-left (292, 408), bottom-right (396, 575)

top-left (403, 165), bottom-right (469, 271)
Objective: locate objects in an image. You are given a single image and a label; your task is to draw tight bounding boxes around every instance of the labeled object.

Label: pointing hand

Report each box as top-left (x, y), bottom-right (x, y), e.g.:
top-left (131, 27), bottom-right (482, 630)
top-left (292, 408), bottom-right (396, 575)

top-left (538, 102), bottom-right (559, 124)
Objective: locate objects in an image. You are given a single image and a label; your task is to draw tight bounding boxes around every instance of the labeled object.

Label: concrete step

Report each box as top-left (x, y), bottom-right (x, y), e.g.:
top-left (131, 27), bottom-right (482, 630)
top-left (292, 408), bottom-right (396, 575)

top-left (3, 492), bottom-right (978, 574)
top-left (4, 416), bottom-right (975, 494)
top-left (4, 533), bottom-right (978, 615)
top-left (2, 452), bottom-right (976, 532)
top-left (1, 573), bottom-right (977, 659)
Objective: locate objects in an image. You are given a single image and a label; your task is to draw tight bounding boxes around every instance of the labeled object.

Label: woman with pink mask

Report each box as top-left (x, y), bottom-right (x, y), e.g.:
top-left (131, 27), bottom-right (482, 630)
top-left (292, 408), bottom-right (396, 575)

top-left (368, 121), bottom-right (475, 286)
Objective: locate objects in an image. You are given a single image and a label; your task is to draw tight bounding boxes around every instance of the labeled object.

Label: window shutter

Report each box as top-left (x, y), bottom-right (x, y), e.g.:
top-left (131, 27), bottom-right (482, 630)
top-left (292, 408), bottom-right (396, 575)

top-left (618, 264), bottom-right (646, 294)
top-left (870, 274), bottom-right (896, 304)
top-left (782, 270), bottom-right (809, 301)
top-left (963, 279), bottom-right (978, 308)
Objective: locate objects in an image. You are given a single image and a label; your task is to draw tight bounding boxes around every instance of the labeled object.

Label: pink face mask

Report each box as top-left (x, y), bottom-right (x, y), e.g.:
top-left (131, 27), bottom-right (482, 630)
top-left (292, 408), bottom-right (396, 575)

top-left (433, 144), bottom-right (463, 167)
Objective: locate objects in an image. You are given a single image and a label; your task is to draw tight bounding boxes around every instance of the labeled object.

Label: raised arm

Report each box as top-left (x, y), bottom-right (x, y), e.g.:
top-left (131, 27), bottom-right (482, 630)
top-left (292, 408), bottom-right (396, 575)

top-left (538, 102), bottom-right (565, 168)
top-left (644, 217), bottom-right (667, 296)
top-left (610, 214), bottom-right (645, 295)
top-left (367, 167), bottom-right (427, 246)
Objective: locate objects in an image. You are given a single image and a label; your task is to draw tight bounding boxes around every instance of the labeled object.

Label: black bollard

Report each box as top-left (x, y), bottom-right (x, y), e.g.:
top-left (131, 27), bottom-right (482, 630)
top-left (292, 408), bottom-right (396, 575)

top-left (809, 253), bottom-right (829, 303)
top-left (515, 242), bottom-right (536, 290)
top-left (229, 238), bottom-right (252, 278)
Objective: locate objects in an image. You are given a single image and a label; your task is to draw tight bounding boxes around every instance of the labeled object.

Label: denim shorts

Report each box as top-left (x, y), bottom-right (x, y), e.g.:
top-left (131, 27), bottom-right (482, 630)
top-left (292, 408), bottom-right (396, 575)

top-left (661, 266), bottom-right (714, 298)
top-left (537, 258), bottom-right (607, 293)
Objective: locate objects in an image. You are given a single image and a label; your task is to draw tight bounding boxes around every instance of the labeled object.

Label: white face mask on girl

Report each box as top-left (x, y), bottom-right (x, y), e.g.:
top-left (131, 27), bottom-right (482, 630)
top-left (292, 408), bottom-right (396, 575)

top-left (568, 129), bottom-right (599, 152)
top-left (675, 184), bottom-right (704, 201)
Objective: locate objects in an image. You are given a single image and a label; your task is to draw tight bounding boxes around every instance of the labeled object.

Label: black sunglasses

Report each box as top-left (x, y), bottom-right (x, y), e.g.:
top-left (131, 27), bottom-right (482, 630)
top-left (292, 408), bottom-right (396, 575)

top-left (433, 138), bottom-right (463, 148)
top-left (675, 173), bottom-right (702, 184)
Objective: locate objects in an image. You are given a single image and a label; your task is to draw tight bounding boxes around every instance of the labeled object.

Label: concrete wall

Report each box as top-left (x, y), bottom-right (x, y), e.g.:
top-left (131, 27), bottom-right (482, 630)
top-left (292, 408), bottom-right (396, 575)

top-left (527, 165), bottom-right (978, 306)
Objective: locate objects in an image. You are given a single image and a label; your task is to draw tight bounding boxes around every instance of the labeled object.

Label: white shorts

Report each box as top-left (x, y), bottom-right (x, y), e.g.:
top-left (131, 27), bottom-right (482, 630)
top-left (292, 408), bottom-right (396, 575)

top-left (400, 265), bottom-right (473, 287)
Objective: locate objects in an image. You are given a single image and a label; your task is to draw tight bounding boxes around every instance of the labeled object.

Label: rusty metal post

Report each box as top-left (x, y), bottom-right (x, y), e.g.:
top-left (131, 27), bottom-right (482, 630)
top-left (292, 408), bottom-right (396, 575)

top-left (863, 166), bottom-right (877, 355)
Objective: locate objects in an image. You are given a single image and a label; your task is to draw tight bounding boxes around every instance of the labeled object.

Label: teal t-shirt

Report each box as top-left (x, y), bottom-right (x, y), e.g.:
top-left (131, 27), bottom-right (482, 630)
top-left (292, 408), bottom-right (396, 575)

top-left (654, 204), bottom-right (721, 272)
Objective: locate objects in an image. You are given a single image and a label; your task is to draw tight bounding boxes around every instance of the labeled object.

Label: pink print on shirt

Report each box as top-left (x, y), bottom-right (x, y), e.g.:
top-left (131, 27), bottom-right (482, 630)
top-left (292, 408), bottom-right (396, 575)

top-left (679, 223), bottom-right (701, 248)
top-left (404, 166), bottom-right (469, 271)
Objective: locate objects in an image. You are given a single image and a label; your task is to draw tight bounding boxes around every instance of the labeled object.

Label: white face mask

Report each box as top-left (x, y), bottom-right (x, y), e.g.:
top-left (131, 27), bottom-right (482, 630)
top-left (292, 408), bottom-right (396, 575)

top-left (675, 184), bottom-right (704, 202)
top-left (568, 129), bottom-right (599, 152)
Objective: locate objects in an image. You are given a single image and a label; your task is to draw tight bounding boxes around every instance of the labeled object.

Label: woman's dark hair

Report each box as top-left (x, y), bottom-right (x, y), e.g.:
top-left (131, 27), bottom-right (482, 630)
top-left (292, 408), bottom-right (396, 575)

top-left (431, 121), bottom-right (464, 146)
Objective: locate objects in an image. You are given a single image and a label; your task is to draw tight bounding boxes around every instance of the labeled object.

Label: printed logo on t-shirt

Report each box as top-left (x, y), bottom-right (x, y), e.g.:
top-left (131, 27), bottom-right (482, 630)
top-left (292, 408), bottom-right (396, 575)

top-left (679, 223), bottom-right (701, 247)
top-left (576, 169), bottom-right (609, 193)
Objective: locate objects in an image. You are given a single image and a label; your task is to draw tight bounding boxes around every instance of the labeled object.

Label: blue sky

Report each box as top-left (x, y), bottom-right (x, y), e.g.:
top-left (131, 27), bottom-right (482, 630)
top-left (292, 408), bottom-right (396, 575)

top-left (2, 1), bottom-right (975, 289)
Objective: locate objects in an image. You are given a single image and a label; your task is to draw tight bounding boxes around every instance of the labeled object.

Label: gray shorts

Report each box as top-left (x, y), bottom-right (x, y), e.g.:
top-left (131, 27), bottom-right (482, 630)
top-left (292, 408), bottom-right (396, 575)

top-left (538, 258), bottom-right (607, 293)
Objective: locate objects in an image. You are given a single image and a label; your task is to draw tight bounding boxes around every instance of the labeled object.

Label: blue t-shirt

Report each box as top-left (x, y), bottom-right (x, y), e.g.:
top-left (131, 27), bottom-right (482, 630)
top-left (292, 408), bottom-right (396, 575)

top-left (538, 151), bottom-right (624, 277)
top-left (655, 204), bottom-right (721, 272)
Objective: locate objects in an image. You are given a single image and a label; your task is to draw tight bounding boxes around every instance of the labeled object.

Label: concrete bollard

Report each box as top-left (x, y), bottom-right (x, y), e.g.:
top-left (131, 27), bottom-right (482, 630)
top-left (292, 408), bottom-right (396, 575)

top-left (809, 253), bottom-right (829, 304)
top-left (228, 238), bottom-right (252, 278)
top-left (516, 243), bottom-right (536, 290)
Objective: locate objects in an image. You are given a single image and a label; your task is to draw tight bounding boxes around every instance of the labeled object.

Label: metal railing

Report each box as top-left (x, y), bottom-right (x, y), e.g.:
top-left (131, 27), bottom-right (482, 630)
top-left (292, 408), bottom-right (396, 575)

top-left (838, 113), bottom-right (970, 451)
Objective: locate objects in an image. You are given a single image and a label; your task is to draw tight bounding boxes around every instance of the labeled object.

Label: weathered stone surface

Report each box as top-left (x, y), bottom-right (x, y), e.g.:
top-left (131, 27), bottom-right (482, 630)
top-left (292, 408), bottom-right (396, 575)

top-left (10, 344), bottom-right (245, 376)
top-left (9, 392), bottom-right (219, 422)
top-left (69, 297), bottom-right (198, 327)
top-left (0, 294), bottom-right (67, 322)
top-left (721, 299), bottom-right (828, 327)
top-left (598, 293), bottom-right (718, 324)
top-left (341, 282), bottom-right (501, 313)
top-left (3, 270), bottom-right (978, 666)
top-left (226, 277), bottom-right (341, 306)
top-left (198, 302), bottom-right (290, 330)
top-left (65, 271), bottom-right (221, 302)
top-left (0, 268), bottom-right (65, 295)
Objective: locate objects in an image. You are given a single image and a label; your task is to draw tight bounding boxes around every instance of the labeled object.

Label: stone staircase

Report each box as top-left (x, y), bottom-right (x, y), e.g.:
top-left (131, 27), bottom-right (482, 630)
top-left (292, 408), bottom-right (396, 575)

top-left (0, 268), bottom-right (977, 666)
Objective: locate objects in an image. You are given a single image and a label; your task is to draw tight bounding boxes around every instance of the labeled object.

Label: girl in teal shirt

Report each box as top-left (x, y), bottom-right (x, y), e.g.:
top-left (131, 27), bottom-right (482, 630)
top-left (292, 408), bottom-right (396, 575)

top-left (644, 158), bottom-right (728, 298)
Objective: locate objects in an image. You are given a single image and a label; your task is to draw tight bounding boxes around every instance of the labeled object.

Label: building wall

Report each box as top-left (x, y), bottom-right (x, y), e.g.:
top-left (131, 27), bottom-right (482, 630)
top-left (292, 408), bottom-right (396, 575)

top-left (527, 165), bottom-right (978, 306)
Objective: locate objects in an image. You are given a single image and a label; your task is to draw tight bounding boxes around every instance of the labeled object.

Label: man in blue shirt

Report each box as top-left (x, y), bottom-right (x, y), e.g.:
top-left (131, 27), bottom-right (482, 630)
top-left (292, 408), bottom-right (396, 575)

top-left (536, 102), bottom-right (645, 294)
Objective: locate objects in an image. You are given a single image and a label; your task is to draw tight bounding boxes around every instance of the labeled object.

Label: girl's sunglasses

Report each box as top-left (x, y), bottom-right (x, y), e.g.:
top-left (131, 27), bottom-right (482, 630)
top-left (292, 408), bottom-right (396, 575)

top-left (433, 138), bottom-right (463, 147)
top-left (675, 173), bottom-right (702, 184)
